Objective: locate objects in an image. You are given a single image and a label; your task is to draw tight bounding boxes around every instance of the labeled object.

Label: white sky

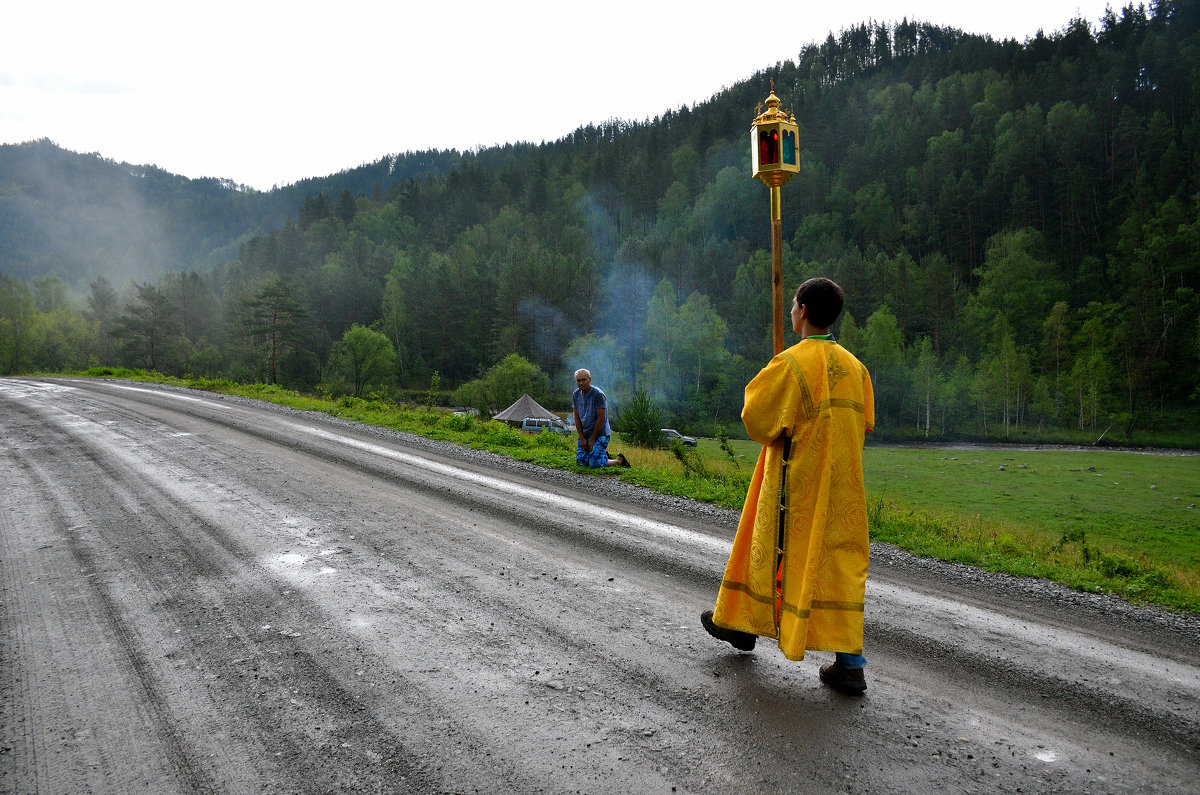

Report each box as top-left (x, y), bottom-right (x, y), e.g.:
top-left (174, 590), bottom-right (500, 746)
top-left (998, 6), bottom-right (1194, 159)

top-left (1, 1), bottom-right (1117, 191)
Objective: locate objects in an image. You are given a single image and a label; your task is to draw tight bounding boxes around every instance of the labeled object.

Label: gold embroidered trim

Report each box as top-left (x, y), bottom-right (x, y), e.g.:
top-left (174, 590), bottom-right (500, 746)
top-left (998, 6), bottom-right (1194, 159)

top-left (777, 601), bottom-right (864, 617)
top-left (781, 350), bottom-right (866, 421)
top-left (810, 600), bottom-right (865, 612)
top-left (747, 593), bottom-right (864, 618)
top-left (826, 357), bottom-right (849, 390)
top-left (720, 579), bottom-right (775, 606)
top-left (780, 601), bottom-right (812, 620)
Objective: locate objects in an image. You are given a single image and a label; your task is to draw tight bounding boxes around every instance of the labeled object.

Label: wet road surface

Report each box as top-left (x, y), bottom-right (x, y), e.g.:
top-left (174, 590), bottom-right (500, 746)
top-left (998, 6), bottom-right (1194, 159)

top-left (2, 377), bottom-right (1197, 793)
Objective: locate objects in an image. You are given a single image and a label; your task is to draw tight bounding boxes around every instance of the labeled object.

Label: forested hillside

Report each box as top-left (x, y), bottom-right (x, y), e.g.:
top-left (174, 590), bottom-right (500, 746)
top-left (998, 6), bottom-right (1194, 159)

top-left (2, 2), bottom-right (1198, 444)
top-left (0, 140), bottom-right (469, 286)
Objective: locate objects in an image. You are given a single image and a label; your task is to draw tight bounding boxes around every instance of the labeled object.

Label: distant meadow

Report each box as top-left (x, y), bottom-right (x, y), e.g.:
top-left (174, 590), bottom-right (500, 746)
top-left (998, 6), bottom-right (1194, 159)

top-left (861, 446), bottom-right (1200, 610)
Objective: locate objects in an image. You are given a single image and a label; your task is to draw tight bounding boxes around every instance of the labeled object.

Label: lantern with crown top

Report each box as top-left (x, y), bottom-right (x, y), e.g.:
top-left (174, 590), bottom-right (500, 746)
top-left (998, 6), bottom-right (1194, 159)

top-left (750, 81), bottom-right (800, 354)
top-left (751, 85), bottom-right (799, 188)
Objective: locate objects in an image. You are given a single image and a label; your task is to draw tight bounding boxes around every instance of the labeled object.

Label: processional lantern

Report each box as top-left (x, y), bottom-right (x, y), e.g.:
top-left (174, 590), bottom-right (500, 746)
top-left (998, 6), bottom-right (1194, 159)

top-left (750, 81), bottom-right (799, 354)
top-left (751, 84), bottom-right (799, 188)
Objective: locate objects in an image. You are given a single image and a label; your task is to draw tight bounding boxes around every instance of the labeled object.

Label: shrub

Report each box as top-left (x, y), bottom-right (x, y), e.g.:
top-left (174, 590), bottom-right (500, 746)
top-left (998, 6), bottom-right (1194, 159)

top-left (451, 354), bottom-right (553, 416)
top-left (443, 413), bottom-right (475, 432)
top-left (618, 390), bottom-right (664, 448)
top-left (717, 428), bottom-right (739, 468)
top-left (326, 325), bottom-right (397, 398)
top-left (475, 420), bottom-right (526, 447)
top-left (670, 440), bottom-right (710, 478)
top-left (532, 430), bottom-right (571, 450)
top-left (1096, 550), bottom-right (1140, 579)
top-left (425, 372), bottom-right (441, 408)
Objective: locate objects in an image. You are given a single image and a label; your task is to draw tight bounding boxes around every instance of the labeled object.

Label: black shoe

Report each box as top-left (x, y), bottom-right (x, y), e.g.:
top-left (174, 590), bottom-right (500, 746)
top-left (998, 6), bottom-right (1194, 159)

top-left (615, 453), bottom-right (631, 468)
top-left (819, 662), bottom-right (867, 695)
top-left (701, 610), bottom-right (756, 651)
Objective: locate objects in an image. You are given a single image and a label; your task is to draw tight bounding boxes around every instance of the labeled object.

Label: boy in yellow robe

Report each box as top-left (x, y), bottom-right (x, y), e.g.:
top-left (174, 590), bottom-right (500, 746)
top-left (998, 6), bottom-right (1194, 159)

top-left (701, 277), bottom-right (874, 695)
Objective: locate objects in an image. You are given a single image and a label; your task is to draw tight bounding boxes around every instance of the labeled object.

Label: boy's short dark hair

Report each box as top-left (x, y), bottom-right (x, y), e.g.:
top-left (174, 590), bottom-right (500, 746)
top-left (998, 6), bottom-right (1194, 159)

top-left (795, 278), bottom-right (844, 329)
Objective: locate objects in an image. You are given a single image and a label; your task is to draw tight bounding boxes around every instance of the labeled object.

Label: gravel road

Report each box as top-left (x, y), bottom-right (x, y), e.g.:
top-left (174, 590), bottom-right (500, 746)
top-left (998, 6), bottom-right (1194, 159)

top-left (2, 377), bottom-right (1198, 794)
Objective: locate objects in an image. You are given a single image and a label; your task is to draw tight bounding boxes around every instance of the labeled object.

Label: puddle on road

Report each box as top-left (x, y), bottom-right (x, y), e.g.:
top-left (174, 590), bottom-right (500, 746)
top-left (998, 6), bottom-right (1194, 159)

top-left (263, 551), bottom-right (342, 585)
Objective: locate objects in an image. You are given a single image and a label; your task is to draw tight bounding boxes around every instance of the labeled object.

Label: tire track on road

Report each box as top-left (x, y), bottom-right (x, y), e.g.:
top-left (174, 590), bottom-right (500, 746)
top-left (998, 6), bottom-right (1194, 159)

top-left (5, 377), bottom-right (1200, 794)
top-left (1, 390), bottom-right (457, 793)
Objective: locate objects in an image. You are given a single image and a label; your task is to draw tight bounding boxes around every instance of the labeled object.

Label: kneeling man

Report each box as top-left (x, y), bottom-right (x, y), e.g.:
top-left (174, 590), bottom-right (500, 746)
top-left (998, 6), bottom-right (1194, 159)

top-left (572, 369), bottom-right (629, 468)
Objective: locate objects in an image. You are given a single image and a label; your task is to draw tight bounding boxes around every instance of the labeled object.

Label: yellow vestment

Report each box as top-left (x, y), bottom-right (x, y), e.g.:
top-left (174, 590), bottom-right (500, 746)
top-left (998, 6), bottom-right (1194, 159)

top-left (712, 338), bottom-right (874, 661)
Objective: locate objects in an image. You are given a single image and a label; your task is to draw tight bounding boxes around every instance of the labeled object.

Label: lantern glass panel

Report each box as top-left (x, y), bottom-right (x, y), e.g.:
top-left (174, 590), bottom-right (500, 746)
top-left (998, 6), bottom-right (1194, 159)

top-left (782, 129), bottom-right (797, 166)
top-left (759, 129), bottom-right (780, 166)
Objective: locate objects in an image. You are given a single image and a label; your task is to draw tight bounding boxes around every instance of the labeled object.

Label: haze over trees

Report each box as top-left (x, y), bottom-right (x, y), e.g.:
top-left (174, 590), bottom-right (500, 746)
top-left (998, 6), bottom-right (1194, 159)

top-left (2, 2), bottom-right (1198, 442)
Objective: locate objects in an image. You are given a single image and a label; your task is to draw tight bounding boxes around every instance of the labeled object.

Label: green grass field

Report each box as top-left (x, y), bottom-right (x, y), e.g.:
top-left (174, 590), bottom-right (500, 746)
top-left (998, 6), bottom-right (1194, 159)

top-left (68, 371), bottom-right (1200, 613)
top-left (862, 446), bottom-right (1200, 572)
top-left (860, 446), bottom-right (1200, 613)
top-left (714, 436), bottom-right (1200, 611)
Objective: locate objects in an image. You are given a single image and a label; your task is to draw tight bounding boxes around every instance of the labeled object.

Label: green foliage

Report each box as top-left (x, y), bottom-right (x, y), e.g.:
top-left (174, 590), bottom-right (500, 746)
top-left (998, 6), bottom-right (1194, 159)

top-left (243, 277), bottom-right (307, 385)
top-left (717, 428), bottom-right (740, 469)
top-left (82, 366), bottom-right (150, 378)
top-left (860, 305), bottom-right (905, 423)
top-left (187, 376), bottom-right (237, 392)
top-left (3, 6), bottom-right (1200, 445)
top-left (473, 419), bottom-right (526, 448)
top-left (325, 325), bottom-right (396, 398)
top-left (670, 440), bottom-right (710, 479)
top-left (0, 275), bottom-right (34, 374)
top-left (0, 139), bottom-right (286, 289)
top-left (425, 372), bottom-right (441, 408)
top-left (867, 494), bottom-right (1197, 613)
top-left (531, 428), bottom-right (572, 451)
top-left (969, 229), bottom-right (1064, 339)
top-left (112, 282), bottom-right (184, 374)
top-left (451, 353), bottom-right (553, 417)
top-left (562, 334), bottom-right (625, 401)
top-left (864, 445), bottom-right (1200, 608)
top-left (443, 412), bottom-right (475, 433)
top-left (617, 390), bottom-right (664, 448)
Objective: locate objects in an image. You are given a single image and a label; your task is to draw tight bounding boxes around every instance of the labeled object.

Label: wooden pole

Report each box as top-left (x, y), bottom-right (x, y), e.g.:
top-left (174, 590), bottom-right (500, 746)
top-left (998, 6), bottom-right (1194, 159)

top-left (772, 182), bottom-right (789, 631)
top-left (771, 185), bottom-right (784, 355)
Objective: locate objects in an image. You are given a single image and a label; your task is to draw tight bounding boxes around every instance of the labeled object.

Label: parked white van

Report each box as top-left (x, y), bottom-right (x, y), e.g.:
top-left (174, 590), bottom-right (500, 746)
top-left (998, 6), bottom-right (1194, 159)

top-left (520, 417), bottom-right (571, 435)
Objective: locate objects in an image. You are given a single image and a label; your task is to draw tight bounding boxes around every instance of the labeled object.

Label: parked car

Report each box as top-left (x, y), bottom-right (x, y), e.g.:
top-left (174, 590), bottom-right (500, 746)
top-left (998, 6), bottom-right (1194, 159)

top-left (521, 417), bottom-right (572, 435)
top-left (661, 428), bottom-right (697, 447)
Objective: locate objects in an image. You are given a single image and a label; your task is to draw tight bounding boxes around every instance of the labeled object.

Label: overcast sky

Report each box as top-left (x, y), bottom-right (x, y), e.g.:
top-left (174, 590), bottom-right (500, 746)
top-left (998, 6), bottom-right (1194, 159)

top-left (2, 1), bottom-right (1118, 191)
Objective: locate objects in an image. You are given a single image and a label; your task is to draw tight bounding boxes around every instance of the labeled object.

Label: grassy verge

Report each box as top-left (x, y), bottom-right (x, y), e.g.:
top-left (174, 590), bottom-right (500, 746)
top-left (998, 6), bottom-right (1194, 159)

top-left (862, 447), bottom-right (1200, 613)
top-left (70, 369), bottom-right (1200, 614)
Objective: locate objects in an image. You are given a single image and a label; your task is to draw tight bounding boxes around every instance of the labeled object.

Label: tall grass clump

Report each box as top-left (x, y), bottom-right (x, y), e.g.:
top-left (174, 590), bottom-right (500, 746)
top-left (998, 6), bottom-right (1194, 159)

top-left (473, 420), bottom-right (526, 448)
top-left (717, 429), bottom-right (740, 469)
top-left (443, 413), bottom-right (476, 433)
top-left (670, 440), bottom-right (710, 478)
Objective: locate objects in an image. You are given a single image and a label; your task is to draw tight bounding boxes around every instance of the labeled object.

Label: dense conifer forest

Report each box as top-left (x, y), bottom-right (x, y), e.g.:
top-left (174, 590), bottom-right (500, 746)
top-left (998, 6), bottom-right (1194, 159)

top-left (2, 2), bottom-right (1198, 443)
